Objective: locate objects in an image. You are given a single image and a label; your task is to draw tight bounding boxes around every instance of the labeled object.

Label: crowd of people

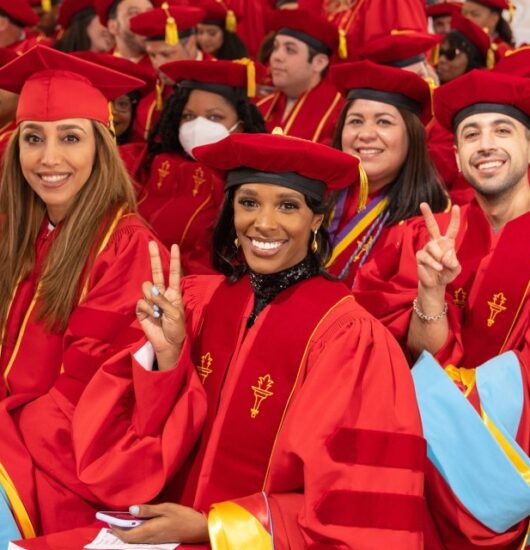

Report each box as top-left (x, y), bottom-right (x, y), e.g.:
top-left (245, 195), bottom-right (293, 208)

top-left (0, 0), bottom-right (529, 548)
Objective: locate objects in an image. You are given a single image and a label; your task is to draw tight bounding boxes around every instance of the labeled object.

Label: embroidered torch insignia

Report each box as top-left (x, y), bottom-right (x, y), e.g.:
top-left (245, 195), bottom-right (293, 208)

top-left (250, 374), bottom-right (274, 418)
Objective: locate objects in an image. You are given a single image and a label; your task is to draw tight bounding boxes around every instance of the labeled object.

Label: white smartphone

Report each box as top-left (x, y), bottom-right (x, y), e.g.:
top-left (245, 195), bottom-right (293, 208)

top-left (95, 511), bottom-right (145, 528)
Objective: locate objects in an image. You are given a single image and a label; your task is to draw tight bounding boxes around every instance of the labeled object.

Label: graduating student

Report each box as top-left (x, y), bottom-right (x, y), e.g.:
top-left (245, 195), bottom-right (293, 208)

top-left (407, 70), bottom-right (530, 548)
top-left (128, 4), bottom-right (205, 141)
top-left (326, 60), bottom-right (448, 288)
top-left (256, 8), bottom-right (345, 144)
top-left (0, 1), bottom-right (44, 54)
top-left (426, 1), bottom-right (462, 35)
top-left (72, 133), bottom-right (426, 548)
top-left (0, 45), bottom-right (174, 541)
top-left (134, 58), bottom-right (266, 274)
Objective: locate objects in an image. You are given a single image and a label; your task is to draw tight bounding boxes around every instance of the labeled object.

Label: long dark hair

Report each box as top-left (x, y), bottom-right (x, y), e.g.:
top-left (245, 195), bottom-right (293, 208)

top-left (212, 187), bottom-right (335, 280)
top-left (201, 23), bottom-right (248, 60)
top-left (493, 10), bottom-right (515, 46)
top-left (332, 101), bottom-right (448, 226)
top-left (54, 8), bottom-right (96, 53)
top-left (147, 86), bottom-right (266, 156)
top-left (116, 90), bottom-right (140, 145)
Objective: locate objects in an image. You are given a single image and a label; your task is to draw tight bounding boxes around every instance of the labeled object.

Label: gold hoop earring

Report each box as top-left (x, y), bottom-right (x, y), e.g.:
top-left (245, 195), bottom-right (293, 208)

top-left (311, 229), bottom-right (319, 253)
top-left (234, 237), bottom-right (240, 249)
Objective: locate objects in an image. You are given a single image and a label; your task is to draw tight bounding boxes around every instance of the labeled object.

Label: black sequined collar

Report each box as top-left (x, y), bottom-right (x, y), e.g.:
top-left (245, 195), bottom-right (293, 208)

top-left (247, 256), bottom-right (317, 327)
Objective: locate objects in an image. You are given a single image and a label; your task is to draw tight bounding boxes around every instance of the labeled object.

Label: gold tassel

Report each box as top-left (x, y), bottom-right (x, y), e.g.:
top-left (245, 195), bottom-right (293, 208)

top-left (155, 81), bottom-right (164, 111)
top-left (338, 29), bottom-right (348, 60)
top-left (425, 76), bottom-right (437, 118)
top-left (487, 46), bottom-right (496, 69)
top-left (225, 9), bottom-right (237, 33)
top-left (162, 3), bottom-right (179, 46)
top-left (429, 43), bottom-right (440, 66)
top-left (356, 161), bottom-right (369, 212)
top-left (272, 126), bottom-right (284, 135)
top-left (108, 102), bottom-right (116, 142)
top-left (233, 58), bottom-right (256, 97)
top-left (42, 0), bottom-right (51, 12)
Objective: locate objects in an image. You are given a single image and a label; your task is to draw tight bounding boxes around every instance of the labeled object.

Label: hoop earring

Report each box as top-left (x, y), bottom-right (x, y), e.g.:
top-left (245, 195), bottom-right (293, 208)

top-left (234, 237), bottom-right (240, 249)
top-left (311, 229), bottom-right (319, 254)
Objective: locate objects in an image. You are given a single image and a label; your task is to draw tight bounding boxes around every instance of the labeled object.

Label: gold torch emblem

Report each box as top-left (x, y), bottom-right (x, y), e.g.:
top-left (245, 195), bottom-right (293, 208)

top-left (250, 374), bottom-right (274, 418)
top-left (486, 292), bottom-right (507, 327)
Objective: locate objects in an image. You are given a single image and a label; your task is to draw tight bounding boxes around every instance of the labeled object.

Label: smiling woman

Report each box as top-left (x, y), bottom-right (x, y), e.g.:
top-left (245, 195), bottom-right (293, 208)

top-left (70, 132), bottom-right (426, 549)
top-left (0, 45), bottom-right (175, 543)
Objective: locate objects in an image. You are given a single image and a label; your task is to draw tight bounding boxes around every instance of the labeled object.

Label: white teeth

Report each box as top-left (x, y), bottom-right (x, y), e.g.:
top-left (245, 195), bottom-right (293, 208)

top-left (41, 174), bottom-right (69, 183)
top-left (477, 161), bottom-right (503, 170)
top-left (357, 148), bottom-right (382, 154)
top-left (251, 239), bottom-right (282, 250)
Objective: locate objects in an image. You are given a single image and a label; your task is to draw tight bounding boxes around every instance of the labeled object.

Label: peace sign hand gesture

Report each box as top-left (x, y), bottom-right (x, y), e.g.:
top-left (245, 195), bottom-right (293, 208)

top-left (416, 202), bottom-right (462, 290)
top-left (136, 242), bottom-right (186, 372)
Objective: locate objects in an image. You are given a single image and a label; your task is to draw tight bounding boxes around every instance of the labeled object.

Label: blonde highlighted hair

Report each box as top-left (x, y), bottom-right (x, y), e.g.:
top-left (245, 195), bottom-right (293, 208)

top-left (0, 121), bottom-right (137, 333)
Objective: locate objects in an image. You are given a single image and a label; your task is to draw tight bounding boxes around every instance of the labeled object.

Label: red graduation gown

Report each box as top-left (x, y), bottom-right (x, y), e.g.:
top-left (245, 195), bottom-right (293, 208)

top-left (73, 273), bottom-right (426, 548)
top-left (256, 78), bottom-right (344, 145)
top-left (136, 152), bottom-right (225, 275)
top-left (0, 212), bottom-right (201, 536)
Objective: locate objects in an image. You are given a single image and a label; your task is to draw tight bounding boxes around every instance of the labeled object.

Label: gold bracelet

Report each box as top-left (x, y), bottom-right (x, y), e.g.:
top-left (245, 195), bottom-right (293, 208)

top-left (412, 297), bottom-right (448, 322)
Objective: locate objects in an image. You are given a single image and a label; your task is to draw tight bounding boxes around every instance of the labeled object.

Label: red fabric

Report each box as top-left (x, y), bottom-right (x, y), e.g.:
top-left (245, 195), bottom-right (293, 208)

top-left (129, 5), bottom-right (205, 38)
top-left (451, 13), bottom-right (492, 59)
top-left (131, 83), bottom-right (171, 142)
top-left (58, 0), bottom-right (94, 28)
top-left (224, 0), bottom-right (269, 59)
top-left (0, 214), bottom-right (203, 535)
top-left (255, 78), bottom-right (344, 145)
top-left (73, 274), bottom-right (426, 548)
top-left (327, 0), bottom-right (428, 52)
top-left (137, 153), bottom-right (225, 275)
top-left (0, 0), bottom-right (38, 26)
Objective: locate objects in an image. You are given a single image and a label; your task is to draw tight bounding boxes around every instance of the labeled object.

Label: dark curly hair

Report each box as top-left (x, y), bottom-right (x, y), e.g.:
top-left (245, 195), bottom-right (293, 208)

top-left (212, 187), bottom-right (335, 280)
top-left (147, 85), bottom-right (266, 156)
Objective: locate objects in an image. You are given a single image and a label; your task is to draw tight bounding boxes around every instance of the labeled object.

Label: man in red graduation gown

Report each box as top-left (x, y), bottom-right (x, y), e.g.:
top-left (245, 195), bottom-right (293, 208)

top-left (358, 68), bottom-right (530, 548)
top-left (256, 8), bottom-right (345, 144)
top-left (0, 1), bottom-right (47, 54)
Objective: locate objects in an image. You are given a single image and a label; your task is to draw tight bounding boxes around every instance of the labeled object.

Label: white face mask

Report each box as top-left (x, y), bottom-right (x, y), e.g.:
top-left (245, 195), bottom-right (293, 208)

top-left (179, 116), bottom-right (239, 159)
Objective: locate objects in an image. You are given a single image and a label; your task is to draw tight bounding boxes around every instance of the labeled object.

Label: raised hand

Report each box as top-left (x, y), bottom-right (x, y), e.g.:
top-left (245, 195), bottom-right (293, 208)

top-left (416, 202), bottom-right (461, 290)
top-left (136, 242), bottom-right (186, 371)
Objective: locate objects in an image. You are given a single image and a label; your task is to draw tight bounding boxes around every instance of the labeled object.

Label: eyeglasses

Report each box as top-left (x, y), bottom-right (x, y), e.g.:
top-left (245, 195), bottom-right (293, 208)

top-left (438, 47), bottom-right (462, 61)
top-left (112, 96), bottom-right (133, 113)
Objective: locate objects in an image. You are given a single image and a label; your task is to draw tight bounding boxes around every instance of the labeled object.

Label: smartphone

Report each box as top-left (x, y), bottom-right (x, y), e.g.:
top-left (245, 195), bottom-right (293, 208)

top-left (95, 511), bottom-right (145, 528)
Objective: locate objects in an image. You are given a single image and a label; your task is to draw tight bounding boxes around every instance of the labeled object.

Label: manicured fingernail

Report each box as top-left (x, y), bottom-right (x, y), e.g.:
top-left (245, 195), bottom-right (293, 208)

top-left (153, 310), bottom-right (161, 319)
top-left (153, 304), bottom-right (161, 313)
top-left (151, 286), bottom-right (160, 296)
top-left (129, 505), bottom-right (140, 515)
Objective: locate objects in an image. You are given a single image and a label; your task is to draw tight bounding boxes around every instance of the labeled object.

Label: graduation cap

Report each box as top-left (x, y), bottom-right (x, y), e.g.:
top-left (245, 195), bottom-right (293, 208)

top-left (434, 69), bottom-right (530, 131)
top-left (450, 13), bottom-right (496, 67)
top-left (0, 45), bottom-right (145, 125)
top-left (0, 0), bottom-right (40, 27)
top-left (426, 2), bottom-right (463, 18)
top-left (193, 132), bottom-right (365, 203)
top-left (129, 4), bottom-right (205, 45)
top-left (269, 8), bottom-right (347, 59)
top-left (194, 0), bottom-right (238, 33)
top-left (160, 58), bottom-right (265, 98)
top-left (330, 59), bottom-right (433, 125)
top-left (493, 46), bottom-right (530, 78)
top-left (58, 0), bottom-right (95, 29)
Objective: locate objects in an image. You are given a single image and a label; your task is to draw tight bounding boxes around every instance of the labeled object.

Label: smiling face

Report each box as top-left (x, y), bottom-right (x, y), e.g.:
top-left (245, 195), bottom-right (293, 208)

top-left (456, 112), bottom-right (530, 199)
top-left (233, 183), bottom-right (323, 274)
top-left (341, 98), bottom-right (409, 192)
top-left (19, 118), bottom-right (96, 224)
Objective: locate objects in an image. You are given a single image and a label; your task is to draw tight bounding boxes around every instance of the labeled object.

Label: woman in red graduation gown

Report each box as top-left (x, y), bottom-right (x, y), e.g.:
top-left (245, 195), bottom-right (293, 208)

top-left (134, 58), bottom-right (266, 275)
top-left (0, 46), bottom-right (199, 542)
top-left (325, 60), bottom-right (448, 289)
top-left (73, 133), bottom-right (426, 548)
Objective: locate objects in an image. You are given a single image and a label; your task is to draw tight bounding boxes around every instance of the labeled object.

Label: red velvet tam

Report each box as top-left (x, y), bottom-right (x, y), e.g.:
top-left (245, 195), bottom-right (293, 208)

top-left (194, 0), bottom-right (240, 32)
top-left (94, 0), bottom-right (114, 26)
top-left (129, 4), bottom-right (205, 42)
top-left (426, 2), bottom-right (463, 17)
top-left (330, 59), bottom-right (433, 125)
top-left (193, 133), bottom-right (361, 201)
top-left (467, 0), bottom-right (511, 10)
top-left (450, 13), bottom-right (492, 60)
top-left (73, 51), bottom-right (155, 96)
top-left (493, 46), bottom-right (530, 77)
top-left (160, 58), bottom-right (265, 98)
top-left (434, 69), bottom-right (530, 131)
top-left (269, 8), bottom-right (340, 56)
top-left (58, 0), bottom-right (94, 29)
top-left (0, 0), bottom-right (39, 27)
top-left (353, 30), bottom-right (443, 68)
top-left (0, 45), bottom-right (145, 125)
